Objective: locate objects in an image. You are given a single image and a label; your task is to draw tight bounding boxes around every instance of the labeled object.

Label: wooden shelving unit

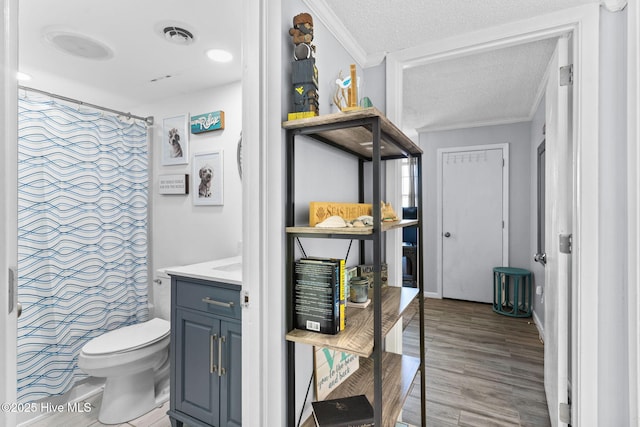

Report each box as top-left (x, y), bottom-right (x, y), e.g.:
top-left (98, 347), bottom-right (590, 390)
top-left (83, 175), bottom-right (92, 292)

top-left (284, 107), bottom-right (425, 427)
top-left (286, 286), bottom-right (418, 358)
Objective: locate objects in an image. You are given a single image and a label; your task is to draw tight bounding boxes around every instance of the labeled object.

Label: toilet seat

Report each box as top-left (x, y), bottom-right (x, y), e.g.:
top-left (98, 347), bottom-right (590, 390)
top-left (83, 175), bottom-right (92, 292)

top-left (82, 318), bottom-right (170, 355)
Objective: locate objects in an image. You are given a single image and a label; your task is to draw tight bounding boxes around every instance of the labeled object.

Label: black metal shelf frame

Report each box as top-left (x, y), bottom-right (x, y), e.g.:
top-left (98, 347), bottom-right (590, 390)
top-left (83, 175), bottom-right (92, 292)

top-left (284, 113), bottom-right (426, 427)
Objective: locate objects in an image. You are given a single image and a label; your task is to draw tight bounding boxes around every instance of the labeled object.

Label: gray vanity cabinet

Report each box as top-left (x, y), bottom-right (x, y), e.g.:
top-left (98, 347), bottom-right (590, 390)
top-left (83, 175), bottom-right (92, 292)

top-left (168, 276), bottom-right (242, 427)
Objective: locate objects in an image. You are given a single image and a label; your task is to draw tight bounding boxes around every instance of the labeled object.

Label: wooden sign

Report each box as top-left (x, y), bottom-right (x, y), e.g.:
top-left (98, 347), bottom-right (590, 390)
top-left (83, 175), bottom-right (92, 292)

top-left (190, 111), bottom-right (225, 134)
top-left (309, 201), bottom-right (372, 227)
top-left (314, 347), bottom-right (359, 400)
top-left (159, 174), bottom-right (189, 195)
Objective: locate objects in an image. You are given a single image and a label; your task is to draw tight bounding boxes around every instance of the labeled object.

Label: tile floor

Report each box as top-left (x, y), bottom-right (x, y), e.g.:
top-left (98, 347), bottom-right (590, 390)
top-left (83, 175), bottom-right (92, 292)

top-left (25, 393), bottom-right (171, 427)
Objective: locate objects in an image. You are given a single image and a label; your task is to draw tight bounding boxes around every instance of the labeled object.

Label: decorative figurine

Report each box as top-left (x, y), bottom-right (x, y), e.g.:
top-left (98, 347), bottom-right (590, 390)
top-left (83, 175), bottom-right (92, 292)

top-left (380, 201), bottom-right (399, 221)
top-left (288, 13), bottom-right (319, 120)
top-left (333, 64), bottom-right (362, 112)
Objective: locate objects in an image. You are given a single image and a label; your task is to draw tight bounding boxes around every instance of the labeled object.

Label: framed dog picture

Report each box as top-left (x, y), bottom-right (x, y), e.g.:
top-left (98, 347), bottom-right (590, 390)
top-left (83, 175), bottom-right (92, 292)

top-left (162, 114), bottom-right (189, 165)
top-left (193, 151), bottom-right (223, 206)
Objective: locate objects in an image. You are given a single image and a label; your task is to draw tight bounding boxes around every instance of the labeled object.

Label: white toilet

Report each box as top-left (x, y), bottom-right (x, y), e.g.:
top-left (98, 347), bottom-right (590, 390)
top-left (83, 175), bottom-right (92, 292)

top-left (78, 317), bottom-right (170, 424)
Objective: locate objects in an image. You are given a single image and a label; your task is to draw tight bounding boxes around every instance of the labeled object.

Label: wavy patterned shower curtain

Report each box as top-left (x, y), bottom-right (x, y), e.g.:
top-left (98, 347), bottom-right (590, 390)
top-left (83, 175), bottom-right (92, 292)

top-left (17, 94), bottom-right (150, 402)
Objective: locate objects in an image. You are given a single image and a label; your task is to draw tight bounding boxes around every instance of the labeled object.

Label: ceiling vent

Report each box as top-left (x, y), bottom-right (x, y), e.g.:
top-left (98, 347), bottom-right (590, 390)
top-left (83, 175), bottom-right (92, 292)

top-left (163, 26), bottom-right (195, 45)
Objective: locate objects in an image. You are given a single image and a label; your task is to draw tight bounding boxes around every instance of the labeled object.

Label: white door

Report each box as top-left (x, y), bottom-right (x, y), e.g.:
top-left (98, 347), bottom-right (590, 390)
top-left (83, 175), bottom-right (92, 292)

top-left (440, 145), bottom-right (508, 303)
top-left (543, 37), bottom-right (572, 427)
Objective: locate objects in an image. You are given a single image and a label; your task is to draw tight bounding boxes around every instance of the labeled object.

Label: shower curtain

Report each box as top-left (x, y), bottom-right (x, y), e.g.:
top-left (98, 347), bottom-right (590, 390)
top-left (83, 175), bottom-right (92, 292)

top-left (17, 94), bottom-right (150, 402)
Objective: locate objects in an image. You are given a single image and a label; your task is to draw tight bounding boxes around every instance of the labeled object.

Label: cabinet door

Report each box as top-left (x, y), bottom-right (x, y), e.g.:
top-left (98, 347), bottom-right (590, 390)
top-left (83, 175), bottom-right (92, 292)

top-left (175, 309), bottom-right (220, 426)
top-left (219, 320), bottom-right (242, 427)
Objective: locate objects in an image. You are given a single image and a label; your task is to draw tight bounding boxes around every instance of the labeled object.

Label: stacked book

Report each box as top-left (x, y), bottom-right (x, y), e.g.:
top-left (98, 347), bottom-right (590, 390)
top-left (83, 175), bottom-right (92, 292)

top-left (312, 395), bottom-right (374, 426)
top-left (294, 257), bottom-right (346, 334)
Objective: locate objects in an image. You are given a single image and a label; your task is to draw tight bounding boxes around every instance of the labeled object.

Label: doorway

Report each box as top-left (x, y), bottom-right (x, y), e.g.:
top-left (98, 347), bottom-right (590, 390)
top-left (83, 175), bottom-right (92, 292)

top-left (438, 144), bottom-right (509, 303)
top-left (386, 6), bottom-right (601, 425)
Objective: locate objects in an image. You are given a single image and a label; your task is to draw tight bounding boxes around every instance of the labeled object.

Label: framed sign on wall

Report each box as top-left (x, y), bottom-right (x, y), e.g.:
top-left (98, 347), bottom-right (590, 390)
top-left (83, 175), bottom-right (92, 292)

top-left (158, 174), bottom-right (189, 195)
top-left (314, 347), bottom-right (359, 400)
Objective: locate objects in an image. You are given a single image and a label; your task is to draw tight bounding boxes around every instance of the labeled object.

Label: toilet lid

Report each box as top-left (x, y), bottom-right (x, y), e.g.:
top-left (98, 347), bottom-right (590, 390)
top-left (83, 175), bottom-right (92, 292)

top-left (82, 318), bottom-right (170, 355)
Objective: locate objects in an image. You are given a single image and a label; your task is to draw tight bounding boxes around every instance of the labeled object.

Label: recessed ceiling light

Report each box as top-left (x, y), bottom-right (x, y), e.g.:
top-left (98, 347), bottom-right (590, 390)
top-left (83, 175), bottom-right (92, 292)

top-left (44, 31), bottom-right (113, 60)
top-left (206, 49), bottom-right (233, 63)
top-left (16, 71), bottom-right (32, 81)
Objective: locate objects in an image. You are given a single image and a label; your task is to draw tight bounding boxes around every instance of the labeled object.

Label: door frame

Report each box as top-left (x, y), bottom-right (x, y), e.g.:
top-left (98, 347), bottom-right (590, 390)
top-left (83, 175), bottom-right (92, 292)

top-left (435, 143), bottom-right (509, 299)
top-left (627, 2), bottom-right (640, 425)
top-left (386, 4), bottom-right (600, 425)
top-left (543, 36), bottom-right (571, 426)
top-left (1, 0), bottom-right (19, 425)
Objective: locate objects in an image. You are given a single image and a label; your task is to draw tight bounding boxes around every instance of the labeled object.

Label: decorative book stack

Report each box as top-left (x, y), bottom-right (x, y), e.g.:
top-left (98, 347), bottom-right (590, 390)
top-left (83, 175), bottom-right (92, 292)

top-left (312, 395), bottom-right (374, 427)
top-left (294, 258), bottom-right (346, 334)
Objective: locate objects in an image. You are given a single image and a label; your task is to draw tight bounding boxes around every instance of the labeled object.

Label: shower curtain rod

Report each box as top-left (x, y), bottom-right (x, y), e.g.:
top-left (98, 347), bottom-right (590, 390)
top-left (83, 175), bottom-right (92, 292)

top-left (19, 85), bottom-right (154, 126)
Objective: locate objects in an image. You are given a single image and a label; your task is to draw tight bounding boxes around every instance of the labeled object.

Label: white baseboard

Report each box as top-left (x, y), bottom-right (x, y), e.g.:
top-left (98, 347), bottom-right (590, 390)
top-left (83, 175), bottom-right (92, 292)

top-left (424, 291), bottom-right (441, 299)
top-left (17, 379), bottom-right (104, 426)
top-left (532, 309), bottom-right (545, 343)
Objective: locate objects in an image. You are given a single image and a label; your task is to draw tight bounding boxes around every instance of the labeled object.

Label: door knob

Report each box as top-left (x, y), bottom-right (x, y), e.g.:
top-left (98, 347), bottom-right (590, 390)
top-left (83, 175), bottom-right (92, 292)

top-left (534, 253), bottom-right (547, 265)
top-left (444, 232), bottom-right (451, 238)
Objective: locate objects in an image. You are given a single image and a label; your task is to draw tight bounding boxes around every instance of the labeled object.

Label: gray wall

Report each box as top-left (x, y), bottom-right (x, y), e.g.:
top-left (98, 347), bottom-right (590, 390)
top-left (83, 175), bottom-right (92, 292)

top-left (419, 122), bottom-right (532, 295)
top-left (362, 62), bottom-right (386, 111)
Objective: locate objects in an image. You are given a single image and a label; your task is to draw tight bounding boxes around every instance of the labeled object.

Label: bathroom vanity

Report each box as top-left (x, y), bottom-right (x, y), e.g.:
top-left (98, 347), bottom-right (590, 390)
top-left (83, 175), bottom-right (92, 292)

top-left (166, 256), bottom-right (242, 427)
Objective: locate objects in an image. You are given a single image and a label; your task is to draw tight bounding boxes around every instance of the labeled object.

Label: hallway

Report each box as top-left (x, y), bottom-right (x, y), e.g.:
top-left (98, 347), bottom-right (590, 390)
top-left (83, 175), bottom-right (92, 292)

top-left (401, 298), bottom-right (550, 426)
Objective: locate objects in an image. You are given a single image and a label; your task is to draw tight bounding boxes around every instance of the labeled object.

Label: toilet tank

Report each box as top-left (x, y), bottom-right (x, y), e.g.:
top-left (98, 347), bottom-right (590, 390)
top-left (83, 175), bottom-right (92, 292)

top-left (150, 268), bottom-right (174, 321)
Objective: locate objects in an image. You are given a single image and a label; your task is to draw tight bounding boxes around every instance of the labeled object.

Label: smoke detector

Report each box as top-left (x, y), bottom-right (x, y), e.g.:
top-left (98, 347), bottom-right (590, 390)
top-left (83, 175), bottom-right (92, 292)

top-left (163, 26), bottom-right (195, 45)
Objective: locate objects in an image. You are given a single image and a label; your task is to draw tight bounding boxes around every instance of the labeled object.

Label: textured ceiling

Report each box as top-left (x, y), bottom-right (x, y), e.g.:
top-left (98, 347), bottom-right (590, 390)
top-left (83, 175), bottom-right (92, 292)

top-left (316, 0), bottom-right (598, 132)
top-left (19, 0), bottom-right (242, 110)
top-left (323, 0), bottom-right (597, 59)
top-left (403, 38), bottom-right (558, 131)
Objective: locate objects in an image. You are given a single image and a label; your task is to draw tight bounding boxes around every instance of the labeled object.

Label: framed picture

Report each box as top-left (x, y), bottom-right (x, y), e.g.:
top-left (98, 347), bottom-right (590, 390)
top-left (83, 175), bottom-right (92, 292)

top-left (162, 114), bottom-right (189, 165)
top-left (193, 151), bottom-right (223, 205)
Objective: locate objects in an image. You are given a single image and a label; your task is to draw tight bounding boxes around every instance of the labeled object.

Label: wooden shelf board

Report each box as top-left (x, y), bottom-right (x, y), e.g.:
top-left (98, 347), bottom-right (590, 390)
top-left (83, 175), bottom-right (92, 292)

top-left (300, 352), bottom-right (421, 427)
top-left (286, 287), bottom-right (418, 358)
top-left (383, 219), bottom-right (418, 231)
top-left (286, 219), bottom-right (418, 236)
top-left (282, 107), bottom-right (422, 159)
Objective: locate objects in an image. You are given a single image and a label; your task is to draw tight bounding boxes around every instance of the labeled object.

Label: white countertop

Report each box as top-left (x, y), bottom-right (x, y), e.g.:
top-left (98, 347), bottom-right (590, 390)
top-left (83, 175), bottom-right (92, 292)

top-left (165, 256), bottom-right (242, 286)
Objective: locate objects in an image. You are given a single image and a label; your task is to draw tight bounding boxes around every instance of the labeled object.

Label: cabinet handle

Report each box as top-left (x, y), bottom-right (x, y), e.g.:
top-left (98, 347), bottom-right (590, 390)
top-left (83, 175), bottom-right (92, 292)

top-left (202, 297), bottom-right (234, 308)
top-left (210, 334), bottom-right (218, 374)
top-left (219, 336), bottom-right (226, 377)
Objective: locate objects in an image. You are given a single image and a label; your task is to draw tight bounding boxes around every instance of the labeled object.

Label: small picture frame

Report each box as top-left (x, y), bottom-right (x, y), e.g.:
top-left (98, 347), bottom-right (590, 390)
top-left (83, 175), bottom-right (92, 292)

top-left (193, 151), bottom-right (223, 206)
top-left (162, 114), bottom-right (189, 165)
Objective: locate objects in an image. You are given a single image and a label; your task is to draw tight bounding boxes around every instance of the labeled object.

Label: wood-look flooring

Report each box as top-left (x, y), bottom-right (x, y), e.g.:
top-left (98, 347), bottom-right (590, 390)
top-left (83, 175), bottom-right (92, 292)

top-left (25, 298), bottom-right (549, 427)
top-left (400, 297), bottom-right (550, 427)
